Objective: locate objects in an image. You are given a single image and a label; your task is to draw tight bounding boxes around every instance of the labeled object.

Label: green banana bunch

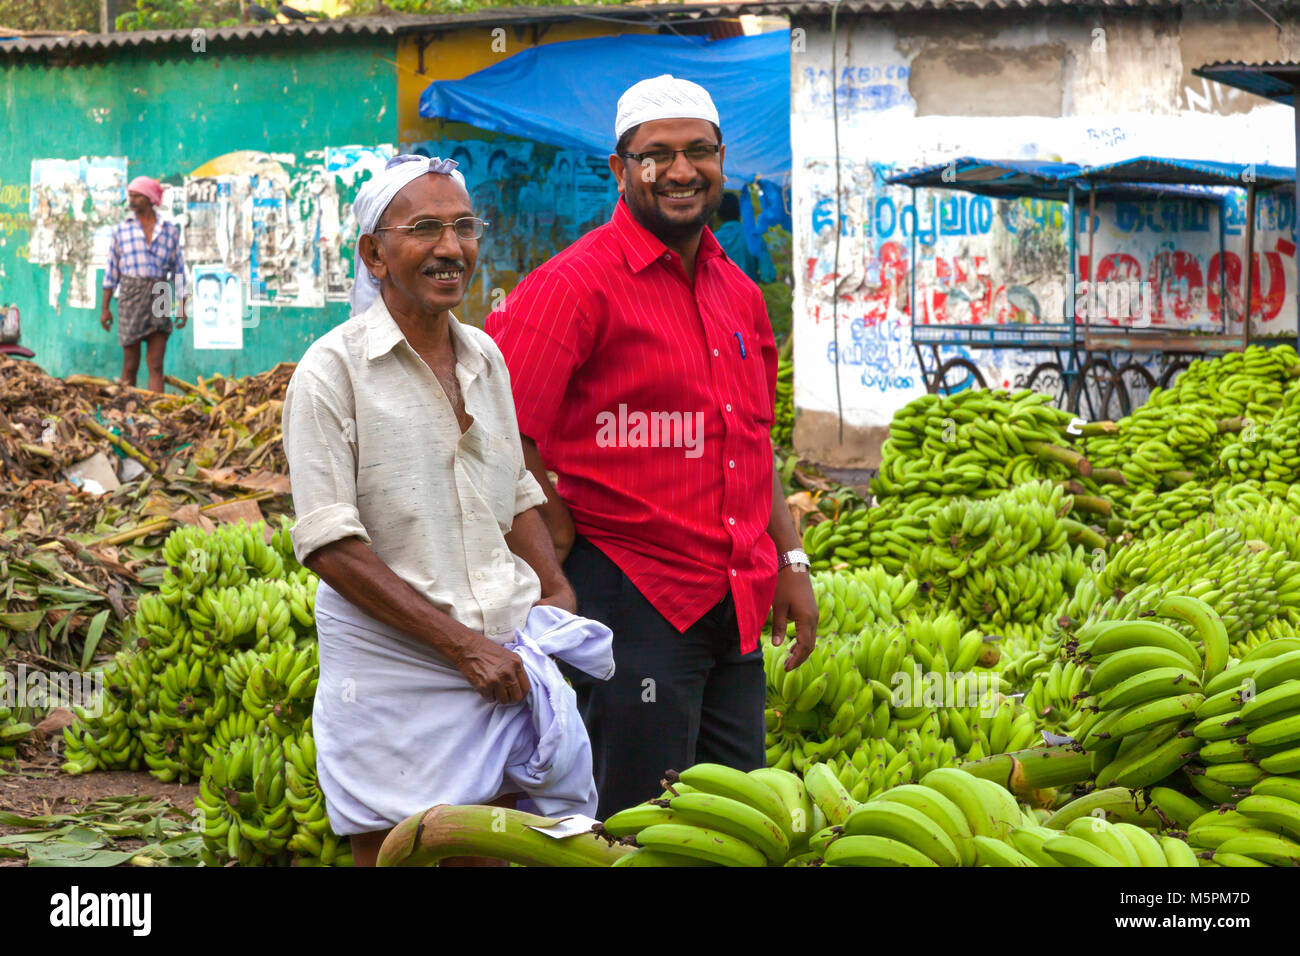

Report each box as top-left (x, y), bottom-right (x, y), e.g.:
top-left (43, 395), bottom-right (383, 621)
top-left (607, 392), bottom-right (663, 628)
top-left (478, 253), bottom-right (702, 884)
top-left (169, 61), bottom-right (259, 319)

top-left (281, 720), bottom-right (351, 866)
top-left (0, 697), bottom-right (39, 761)
top-left (821, 769), bottom-right (1029, 866)
top-left (56, 518), bottom-right (329, 866)
top-left (876, 389), bottom-right (1084, 504)
top-left (1067, 600), bottom-right (1221, 788)
top-left (196, 729), bottom-right (297, 866)
top-left (241, 642), bottom-right (318, 737)
top-left (61, 694), bottom-right (141, 772)
top-left (605, 764), bottom-right (797, 866)
top-left (1021, 657), bottom-right (1089, 730)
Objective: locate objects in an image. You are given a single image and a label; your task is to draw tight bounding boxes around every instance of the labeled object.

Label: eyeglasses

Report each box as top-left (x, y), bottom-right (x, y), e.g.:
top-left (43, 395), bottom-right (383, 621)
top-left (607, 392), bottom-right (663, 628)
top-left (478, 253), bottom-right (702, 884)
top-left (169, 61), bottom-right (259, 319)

top-left (373, 217), bottom-right (490, 241)
top-left (619, 145), bottom-right (722, 167)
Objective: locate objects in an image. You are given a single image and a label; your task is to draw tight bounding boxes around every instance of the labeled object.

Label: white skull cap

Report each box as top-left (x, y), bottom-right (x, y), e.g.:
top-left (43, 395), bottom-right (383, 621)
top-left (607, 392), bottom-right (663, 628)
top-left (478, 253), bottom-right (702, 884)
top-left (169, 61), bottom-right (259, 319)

top-left (615, 74), bottom-right (720, 141)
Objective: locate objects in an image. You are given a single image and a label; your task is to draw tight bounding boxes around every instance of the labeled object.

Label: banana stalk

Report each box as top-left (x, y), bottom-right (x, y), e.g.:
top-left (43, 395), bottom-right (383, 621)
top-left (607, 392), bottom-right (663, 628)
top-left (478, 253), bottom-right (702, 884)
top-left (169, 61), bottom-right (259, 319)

top-left (1088, 467), bottom-right (1128, 487)
top-left (1024, 441), bottom-right (1092, 478)
top-left (1061, 518), bottom-right (1107, 551)
top-left (79, 416), bottom-right (160, 474)
top-left (960, 746), bottom-right (1093, 793)
top-left (1069, 494), bottom-right (1112, 517)
top-left (377, 805), bottom-right (635, 867)
top-left (1078, 421), bottom-right (1118, 438)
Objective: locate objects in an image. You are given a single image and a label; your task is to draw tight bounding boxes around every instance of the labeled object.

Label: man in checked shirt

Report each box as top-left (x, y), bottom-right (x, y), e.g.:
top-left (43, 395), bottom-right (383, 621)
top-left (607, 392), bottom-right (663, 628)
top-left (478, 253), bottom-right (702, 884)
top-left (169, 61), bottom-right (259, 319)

top-left (488, 75), bottom-right (819, 817)
top-left (100, 176), bottom-right (187, 392)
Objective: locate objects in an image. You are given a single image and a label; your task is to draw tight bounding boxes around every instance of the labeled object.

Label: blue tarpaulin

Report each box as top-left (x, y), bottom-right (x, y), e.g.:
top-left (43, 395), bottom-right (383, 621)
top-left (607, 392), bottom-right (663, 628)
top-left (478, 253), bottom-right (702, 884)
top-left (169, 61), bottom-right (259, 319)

top-left (418, 31), bottom-right (792, 187)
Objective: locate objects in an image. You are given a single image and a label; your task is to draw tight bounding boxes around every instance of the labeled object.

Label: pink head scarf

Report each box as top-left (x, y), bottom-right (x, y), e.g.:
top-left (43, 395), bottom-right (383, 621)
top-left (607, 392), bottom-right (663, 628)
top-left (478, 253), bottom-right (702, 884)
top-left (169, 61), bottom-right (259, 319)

top-left (126, 176), bottom-right (164, 207)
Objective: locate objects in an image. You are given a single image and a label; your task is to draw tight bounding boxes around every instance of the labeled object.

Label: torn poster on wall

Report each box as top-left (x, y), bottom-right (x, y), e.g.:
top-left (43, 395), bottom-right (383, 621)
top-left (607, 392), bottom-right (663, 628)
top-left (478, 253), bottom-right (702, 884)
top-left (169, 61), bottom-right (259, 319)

top-left (27, 146), bottom-right (394, 323)
top-left (184, 146), bottom-right (393, 311)
top-left (28, 156), bottom-right (129, 313)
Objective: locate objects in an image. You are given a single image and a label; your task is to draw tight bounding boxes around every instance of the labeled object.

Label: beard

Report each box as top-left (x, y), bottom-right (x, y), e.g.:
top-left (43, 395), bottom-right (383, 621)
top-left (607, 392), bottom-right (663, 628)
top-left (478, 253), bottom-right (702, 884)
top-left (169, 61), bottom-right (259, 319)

top-left (624, 182), bottom-right (722, 243)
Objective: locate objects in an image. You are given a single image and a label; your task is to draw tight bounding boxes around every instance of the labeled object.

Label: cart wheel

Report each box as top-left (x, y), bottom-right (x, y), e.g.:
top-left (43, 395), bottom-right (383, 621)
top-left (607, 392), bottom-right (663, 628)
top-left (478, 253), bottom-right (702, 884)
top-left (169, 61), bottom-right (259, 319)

top-left (1025, 361), bottom-right (1067, 409)
top-left (928, 358), bottom-right (987, 396)
top-left (1103, 362), bottom-right (1157, 415)
top-left (1068, 356), bottom-right (1126, 420)
top-left (1158, 359), bottom-right (1191, 389)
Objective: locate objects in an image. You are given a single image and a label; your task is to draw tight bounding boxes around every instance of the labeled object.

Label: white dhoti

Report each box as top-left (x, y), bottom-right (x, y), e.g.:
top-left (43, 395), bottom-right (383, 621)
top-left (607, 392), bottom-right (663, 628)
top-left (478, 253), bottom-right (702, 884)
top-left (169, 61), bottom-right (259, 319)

top-left (311, 580), bottom-right (614, 835)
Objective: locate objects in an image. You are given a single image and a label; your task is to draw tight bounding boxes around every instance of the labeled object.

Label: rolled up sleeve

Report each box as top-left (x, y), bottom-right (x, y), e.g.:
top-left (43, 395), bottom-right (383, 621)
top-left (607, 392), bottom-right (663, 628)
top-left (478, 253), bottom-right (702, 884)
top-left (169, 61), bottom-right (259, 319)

top-left (281, 367), bottom-right (372, 565)
top-left (514, 466), bottom-right (547, 516)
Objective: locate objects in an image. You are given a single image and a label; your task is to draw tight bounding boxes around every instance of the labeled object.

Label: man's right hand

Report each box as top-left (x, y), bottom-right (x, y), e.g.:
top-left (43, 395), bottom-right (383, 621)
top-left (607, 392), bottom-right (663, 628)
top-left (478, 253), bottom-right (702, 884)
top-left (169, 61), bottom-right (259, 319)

top-left (100, 307), bottom-right (113, 332)
top-left (454, 633), bottom-right (531, 705)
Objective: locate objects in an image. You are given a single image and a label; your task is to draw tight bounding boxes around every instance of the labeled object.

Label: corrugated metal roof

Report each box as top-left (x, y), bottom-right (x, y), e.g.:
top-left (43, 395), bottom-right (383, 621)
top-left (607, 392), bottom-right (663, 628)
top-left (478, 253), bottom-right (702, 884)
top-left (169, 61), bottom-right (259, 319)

top-left (1194, 61), bottom-right (1300, 107)
top-left (0, 0), bottom-right (1246, 58)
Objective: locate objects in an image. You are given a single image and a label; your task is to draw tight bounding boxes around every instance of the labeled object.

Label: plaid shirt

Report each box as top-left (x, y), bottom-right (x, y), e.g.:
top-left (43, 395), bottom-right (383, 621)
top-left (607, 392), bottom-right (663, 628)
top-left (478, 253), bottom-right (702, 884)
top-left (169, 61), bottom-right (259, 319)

top-left (103, 217), bottom-right (186, 301)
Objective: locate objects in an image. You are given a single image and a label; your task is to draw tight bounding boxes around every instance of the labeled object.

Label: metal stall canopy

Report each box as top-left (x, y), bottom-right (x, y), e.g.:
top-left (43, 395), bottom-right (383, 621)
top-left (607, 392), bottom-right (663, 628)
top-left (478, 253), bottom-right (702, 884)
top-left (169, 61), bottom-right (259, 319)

top-left (1076, 156), bottom-right (1297, 355)
top-left (1194, 62), bottom-right (1300, 107)
top-left (884, 157), bottom-right (1232, 417)
top-left (1078, 156), bottom-right (1294, 190)
top-left (886, 157), bottom-right (1220, 203)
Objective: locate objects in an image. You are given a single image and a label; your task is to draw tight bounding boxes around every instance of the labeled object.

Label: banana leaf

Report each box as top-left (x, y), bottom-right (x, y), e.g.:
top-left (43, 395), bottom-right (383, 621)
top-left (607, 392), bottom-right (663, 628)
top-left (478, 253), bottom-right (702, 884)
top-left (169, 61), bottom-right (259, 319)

top-left (80, 608), bottom-right (110, 670)
top-left (0, 610), bottom-right (43, 630)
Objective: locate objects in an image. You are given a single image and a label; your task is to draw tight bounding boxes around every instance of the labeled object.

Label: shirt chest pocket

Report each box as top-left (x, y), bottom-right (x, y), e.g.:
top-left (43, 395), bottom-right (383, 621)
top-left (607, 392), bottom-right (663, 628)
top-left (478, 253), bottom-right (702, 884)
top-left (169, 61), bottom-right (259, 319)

top-left (732, 343), bottom-right (774, 429)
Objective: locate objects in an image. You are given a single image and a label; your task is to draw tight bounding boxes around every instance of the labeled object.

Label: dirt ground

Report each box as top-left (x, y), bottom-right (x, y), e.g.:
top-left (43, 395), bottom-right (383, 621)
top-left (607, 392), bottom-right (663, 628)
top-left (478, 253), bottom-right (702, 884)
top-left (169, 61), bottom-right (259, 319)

top-left (0, 741), bottom-right (200, 867)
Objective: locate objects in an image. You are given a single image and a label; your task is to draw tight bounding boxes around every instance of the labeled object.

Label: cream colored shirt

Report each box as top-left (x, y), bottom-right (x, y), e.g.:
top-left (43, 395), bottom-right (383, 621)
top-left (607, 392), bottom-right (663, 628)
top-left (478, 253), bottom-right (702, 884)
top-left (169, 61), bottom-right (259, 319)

top-left (281, 296), bottom-right (548, 643)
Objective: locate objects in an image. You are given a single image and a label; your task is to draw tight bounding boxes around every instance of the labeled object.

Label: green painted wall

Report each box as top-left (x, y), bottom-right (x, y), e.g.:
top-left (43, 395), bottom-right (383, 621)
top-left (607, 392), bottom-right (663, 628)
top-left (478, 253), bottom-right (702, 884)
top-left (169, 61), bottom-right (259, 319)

top-left (0, 38), bottom-right (395, 383)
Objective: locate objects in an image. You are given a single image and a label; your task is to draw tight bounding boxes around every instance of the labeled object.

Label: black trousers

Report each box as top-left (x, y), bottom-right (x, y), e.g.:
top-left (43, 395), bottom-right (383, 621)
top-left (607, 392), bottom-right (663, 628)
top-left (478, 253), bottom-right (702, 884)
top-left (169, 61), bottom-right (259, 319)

top-left (561, 535), bottom-right (767, 819)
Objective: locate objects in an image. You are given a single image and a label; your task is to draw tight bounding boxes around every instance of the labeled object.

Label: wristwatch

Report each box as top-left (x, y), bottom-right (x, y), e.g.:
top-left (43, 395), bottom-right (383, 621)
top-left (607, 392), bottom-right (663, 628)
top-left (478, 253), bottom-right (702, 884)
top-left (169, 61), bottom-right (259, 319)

top-left (777, 549), bottom-right (811, 573)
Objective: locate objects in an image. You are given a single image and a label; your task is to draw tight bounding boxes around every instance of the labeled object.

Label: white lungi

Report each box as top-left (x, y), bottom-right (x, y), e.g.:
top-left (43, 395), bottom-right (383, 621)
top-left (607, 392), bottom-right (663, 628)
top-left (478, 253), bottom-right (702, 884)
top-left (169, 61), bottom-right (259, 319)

top-left (310, 580), bottom-right (613, 835)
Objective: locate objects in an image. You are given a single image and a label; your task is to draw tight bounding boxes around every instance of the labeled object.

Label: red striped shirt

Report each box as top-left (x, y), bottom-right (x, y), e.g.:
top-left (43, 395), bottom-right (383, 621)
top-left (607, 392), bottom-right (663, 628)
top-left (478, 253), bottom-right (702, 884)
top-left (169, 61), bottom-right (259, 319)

top-left (486, 198), bottom-right (778, 653)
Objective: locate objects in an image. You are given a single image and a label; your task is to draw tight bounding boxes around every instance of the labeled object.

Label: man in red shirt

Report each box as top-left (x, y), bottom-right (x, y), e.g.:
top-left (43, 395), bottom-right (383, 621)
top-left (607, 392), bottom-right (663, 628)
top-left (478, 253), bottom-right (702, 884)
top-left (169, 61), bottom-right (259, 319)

top-left (487, 75), bottom-right (818, 817)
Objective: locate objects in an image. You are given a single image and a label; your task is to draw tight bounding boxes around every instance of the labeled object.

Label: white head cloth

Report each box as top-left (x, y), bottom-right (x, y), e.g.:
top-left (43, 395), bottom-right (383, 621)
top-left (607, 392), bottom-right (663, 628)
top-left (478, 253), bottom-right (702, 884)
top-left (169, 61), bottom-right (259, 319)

top-left (349, 154), bottom-right (468, 317)
top-left (614, 74), bottom-right (720, 142)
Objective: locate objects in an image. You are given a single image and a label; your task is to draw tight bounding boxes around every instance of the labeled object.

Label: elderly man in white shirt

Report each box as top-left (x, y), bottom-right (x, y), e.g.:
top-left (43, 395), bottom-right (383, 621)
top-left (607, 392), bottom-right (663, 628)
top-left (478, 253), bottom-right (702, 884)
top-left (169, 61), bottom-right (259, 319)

top-left (281, 155), bottom-right (580, 867)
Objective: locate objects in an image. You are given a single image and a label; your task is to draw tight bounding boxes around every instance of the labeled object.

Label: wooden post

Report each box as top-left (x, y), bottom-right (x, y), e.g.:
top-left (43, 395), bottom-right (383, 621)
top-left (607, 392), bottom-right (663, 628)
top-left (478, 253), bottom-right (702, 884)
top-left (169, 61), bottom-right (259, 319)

top-left (100, 0), bottom-right (118, 33)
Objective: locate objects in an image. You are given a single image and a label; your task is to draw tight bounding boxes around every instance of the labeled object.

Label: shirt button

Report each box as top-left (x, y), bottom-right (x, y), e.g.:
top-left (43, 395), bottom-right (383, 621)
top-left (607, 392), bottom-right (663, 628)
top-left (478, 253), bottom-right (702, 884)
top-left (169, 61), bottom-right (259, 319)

top-left (713, 348), bottom-right (719, 357)
top-left (475, 570), bottom-right (484, 581)
top-left (730, 569), bottom-right (737, 577)
top-left (728, 517), bottom-right (735, 525)
top-left (728, 460), bottom-right (735, 469)
top-left (725, 403), bottom-right (732, 412)
top-left (466, 511), bottom-right (477, 521)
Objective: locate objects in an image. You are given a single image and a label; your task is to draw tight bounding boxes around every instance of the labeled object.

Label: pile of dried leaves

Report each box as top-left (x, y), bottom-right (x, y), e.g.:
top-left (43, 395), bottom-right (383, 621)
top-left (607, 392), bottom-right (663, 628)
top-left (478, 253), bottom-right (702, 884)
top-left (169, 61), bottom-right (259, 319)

top-left (0, 357), bottom-right (296, 674)
top-left (0, 356), bottom-right (294, 484)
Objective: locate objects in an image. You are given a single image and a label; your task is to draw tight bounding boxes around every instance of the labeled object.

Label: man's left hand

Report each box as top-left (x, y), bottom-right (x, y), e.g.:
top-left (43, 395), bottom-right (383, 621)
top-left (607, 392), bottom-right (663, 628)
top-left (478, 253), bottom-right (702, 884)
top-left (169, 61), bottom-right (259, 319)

top-left (535, 580), bottom-right (578, 615)
top-left (770, 566), bottom-right (817, 670)
top-left (174, 307), bottom-right (187, 330)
